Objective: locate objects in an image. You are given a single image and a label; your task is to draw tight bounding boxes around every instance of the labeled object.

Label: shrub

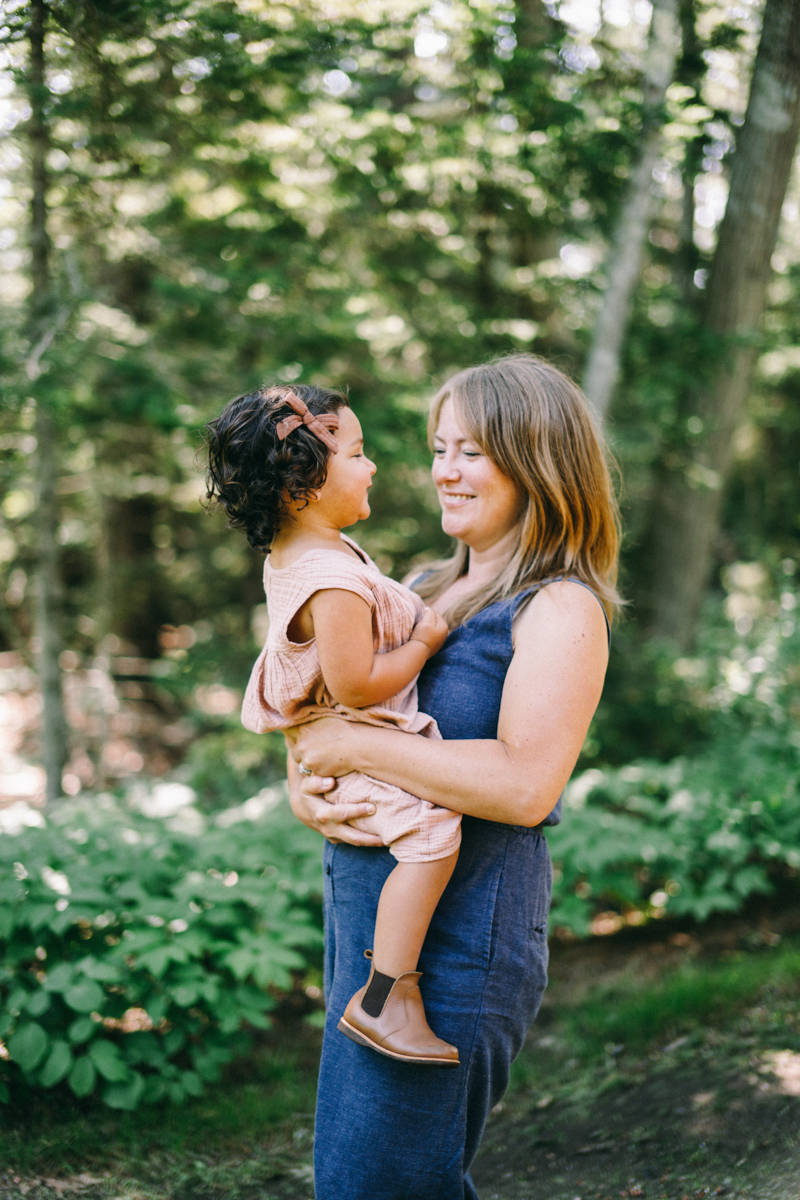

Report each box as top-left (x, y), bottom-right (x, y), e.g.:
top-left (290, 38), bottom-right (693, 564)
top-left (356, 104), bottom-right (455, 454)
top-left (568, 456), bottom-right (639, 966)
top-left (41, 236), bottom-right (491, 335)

top-left (0, 790), bottom-right (322, 1110)
top-left (181, 727), bottom-right (289, 811)
top-left (550, 570), bottom-right (800, 933)
top-left (549, 733), bottom-right (800, 933)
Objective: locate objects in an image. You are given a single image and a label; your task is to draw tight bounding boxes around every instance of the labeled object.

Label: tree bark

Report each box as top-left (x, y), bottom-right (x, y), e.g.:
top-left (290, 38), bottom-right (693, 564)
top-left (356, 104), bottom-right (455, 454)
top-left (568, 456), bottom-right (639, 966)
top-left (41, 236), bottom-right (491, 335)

top-left (515, 0), bottom-right (560, 50)
top-left (582, 0), bottom-right (680, 423)
top-left (27, 0), bottom-right (70, 803)
top-left (647, 0), bottom-right (800, 647)
top-left (675, 0), bottom-right (705, 305)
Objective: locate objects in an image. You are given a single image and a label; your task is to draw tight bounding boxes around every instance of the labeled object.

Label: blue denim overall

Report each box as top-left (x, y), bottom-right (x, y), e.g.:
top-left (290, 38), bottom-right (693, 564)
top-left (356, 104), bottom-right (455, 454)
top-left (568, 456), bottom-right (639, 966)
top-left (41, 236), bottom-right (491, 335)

top-left (313, 583), bottom-right (598, 1199)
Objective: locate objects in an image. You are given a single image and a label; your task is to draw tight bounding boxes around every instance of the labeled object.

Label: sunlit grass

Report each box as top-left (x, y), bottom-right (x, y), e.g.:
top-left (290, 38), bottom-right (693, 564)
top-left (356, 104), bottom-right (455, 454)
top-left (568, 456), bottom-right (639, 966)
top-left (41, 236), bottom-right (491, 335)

top-left (569, 946), bottom-right (800, 1054)
top-left (507, 940), bottom-right (800, 1099)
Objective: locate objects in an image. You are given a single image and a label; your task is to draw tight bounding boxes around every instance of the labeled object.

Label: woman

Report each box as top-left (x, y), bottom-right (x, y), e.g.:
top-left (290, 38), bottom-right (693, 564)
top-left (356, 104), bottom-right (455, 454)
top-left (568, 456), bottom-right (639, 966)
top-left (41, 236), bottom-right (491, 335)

top-left (287, 354), bottom-right (620, 1199)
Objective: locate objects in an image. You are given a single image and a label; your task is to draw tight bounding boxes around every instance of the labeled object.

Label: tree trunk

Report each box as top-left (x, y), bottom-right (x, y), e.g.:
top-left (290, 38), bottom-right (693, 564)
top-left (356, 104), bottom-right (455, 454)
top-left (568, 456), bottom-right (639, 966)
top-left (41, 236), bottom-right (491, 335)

top-left (582, 0), bottom-right (680, 423)
top-left (675, 0), bottom-right (705, 304)
top-left (515, 0), bottom-right (560, 50)
top-left (647, 0), bottom-right (800, 647)
top-left (27, 0), bottom-right (70, 803)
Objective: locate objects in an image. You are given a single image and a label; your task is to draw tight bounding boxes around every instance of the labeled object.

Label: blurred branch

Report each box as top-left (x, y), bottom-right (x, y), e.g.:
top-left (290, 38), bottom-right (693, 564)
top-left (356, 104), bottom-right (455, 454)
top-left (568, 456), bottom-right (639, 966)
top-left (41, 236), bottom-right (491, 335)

top-left (582, 0), bottom-right (681, 424)
top-left (25, 304), bottom-right (71, 381)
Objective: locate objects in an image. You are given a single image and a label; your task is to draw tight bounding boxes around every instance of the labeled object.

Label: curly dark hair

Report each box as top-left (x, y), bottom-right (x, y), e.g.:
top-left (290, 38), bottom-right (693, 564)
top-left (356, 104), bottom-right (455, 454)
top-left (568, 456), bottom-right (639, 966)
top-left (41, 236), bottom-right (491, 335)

top-left (204, 383), bottom-right (349, 552)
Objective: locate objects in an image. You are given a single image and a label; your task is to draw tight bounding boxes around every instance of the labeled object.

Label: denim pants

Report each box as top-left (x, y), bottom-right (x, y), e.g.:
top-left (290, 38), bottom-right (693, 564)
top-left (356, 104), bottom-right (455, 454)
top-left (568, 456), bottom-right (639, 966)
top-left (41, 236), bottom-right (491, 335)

top-left (313, 814), bottom-right (552, 1199)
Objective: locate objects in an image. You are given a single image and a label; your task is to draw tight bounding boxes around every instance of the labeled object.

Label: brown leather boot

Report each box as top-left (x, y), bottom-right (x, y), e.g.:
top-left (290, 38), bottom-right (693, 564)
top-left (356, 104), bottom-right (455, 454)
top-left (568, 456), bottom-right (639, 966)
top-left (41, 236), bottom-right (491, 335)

top-left (337, 960), bottom-right (460, 1067)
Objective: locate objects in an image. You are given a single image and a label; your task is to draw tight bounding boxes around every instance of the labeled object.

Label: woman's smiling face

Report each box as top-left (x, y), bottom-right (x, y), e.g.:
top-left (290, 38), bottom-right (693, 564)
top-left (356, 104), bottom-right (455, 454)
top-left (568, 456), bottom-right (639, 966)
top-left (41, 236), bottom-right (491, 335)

top-left (432, 398), bottom-right (522, 552)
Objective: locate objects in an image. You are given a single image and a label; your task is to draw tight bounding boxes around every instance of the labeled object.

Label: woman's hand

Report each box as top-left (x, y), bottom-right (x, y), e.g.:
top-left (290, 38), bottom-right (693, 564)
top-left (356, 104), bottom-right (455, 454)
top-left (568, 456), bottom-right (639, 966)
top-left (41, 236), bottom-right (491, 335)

top-left (287, 716), bottom-right (363, 779)
top-left (290, 773), bottom-right (384, 846)
top-left (286, 746), bottom-right (384, 846)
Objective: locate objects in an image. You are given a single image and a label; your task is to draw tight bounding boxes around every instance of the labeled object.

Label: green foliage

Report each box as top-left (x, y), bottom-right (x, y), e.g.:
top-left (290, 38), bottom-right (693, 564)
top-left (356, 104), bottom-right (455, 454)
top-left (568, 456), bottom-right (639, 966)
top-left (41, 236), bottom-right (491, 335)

top-left (181, 727), bottom-right (289, 811)
top-left (0, 795), bottom-right (322, 1110)
top-left (552, 574), bottom-right (800, 933)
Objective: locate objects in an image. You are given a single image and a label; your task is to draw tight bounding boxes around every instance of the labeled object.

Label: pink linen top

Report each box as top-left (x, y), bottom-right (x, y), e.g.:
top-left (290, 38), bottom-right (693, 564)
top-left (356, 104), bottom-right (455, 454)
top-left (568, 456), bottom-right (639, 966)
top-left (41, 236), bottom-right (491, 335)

top-left (241, 535), bottom-right (436, 738)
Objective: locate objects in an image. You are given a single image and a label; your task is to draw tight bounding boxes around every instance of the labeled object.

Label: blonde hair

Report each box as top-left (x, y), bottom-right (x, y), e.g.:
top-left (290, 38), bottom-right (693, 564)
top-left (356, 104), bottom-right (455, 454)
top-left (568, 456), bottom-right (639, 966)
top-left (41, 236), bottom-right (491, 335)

top-left (416, 354), bottom-right (622, 627)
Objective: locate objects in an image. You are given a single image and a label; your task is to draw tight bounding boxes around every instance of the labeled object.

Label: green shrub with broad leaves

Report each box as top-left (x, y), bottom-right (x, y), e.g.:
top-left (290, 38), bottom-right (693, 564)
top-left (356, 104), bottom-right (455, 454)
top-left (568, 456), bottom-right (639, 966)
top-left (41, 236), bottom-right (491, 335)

top-left (0, 790), bottom-right (322, 1109)
top-left (549, 732), bottom-right (800, 933)
top-left (550, 569), bottom-right (800, 934)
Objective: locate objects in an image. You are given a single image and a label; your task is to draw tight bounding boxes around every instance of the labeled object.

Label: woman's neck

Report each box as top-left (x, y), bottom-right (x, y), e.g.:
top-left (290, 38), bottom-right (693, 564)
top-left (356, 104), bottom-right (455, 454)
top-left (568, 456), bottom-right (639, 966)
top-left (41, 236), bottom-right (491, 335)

top-left (433, 528), bottom-right (517, 611)
top-left (462, 526), bottom-right (518, 589)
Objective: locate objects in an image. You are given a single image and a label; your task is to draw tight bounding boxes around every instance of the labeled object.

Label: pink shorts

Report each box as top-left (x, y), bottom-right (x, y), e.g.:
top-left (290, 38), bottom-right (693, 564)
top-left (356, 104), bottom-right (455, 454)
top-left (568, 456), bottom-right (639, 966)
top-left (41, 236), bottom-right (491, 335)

top-left (332, 768), bottom-right (461, 862)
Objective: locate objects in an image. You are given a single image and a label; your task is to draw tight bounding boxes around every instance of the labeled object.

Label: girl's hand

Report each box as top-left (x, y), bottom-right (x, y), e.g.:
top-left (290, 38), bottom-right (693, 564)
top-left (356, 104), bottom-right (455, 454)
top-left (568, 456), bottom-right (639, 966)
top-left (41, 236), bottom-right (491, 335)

top-left (290, 772), bottom-right (385, 846)
top-left (410, 607), bottom-right (449, 657)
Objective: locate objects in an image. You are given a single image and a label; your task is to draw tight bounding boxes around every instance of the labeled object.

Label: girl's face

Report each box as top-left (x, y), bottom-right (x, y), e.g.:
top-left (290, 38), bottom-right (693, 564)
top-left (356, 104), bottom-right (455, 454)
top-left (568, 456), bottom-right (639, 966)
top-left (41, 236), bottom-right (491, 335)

top-left (315, 406), bottom-right (376, 528)
top-left (432, 398), bottom-right (522, 552)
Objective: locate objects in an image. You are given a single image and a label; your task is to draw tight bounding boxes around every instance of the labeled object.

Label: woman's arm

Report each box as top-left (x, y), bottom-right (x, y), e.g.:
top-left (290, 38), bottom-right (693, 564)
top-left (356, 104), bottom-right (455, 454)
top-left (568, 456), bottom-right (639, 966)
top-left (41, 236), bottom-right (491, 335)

top-left (292, 581), bottom-right (608, 828)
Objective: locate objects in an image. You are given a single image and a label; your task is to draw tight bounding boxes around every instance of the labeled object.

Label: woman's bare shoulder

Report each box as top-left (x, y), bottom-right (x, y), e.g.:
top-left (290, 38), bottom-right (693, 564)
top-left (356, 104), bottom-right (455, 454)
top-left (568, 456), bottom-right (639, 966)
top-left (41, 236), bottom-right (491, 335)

top-left (513, 579), bottom-right (608, 652)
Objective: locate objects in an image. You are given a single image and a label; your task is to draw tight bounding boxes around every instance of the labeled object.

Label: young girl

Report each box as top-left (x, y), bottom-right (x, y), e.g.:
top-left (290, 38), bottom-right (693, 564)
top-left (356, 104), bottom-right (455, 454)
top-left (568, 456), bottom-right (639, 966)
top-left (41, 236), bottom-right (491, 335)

top-left (205, 383), bottom-right (461, 1067)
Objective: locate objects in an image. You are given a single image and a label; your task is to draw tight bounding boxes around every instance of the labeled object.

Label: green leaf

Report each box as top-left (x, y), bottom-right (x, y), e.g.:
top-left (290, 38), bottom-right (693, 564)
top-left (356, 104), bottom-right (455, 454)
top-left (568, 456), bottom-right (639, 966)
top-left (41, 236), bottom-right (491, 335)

top-left (172, 985), bottom-right (199, 1007)
top-left (143, 1076), bottom-right (168, 1103)
top-left (162, 1029), bottom-right (186, 1056)
top-left (103, 1071), bottom-right (144, 1111)
top-left (67, 1016), bottom-right (96, 1044)
top-left (0, 1081), bottom-right (9, 1104)
top-left (89, 1038), bottom-right (130, 1082)
top-left (7, 986), bottom-right (27, 1012)
top-left (39, 1041), bottom-right (73, 1088)
top-left (43, 963), bottom-right (74, 993)
top-left (180, 1070), bottom-right (203, 1097)
top-left (64, 979), bottom-right (105, 1013)
top-left (8, 1022), bottom-right (49, 1073)
top-left (135, 942), bottom-right (190, 977)
top-left (77, 956), bottom-right (121, 982)
top-left (68, 1055), bottom-right (97, 1098)
top-left (123, 1032), bottom-right (164, 1069)
top-left (26, 989), bottom-right (51, 1017)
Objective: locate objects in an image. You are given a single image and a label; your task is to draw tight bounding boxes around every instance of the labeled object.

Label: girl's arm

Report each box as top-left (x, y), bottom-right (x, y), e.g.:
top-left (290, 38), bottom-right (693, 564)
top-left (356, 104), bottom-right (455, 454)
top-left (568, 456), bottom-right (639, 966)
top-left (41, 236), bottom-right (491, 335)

top-left (292, 581), bottom-right (608, 830)
top-left (311, 590), bottom-right (447, 708)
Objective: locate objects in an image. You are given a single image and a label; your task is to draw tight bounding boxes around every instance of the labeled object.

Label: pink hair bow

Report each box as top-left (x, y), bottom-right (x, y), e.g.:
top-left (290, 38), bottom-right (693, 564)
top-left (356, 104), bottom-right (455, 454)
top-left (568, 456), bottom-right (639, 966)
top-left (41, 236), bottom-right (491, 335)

top-left (274, 391), bottom-right (339, 454)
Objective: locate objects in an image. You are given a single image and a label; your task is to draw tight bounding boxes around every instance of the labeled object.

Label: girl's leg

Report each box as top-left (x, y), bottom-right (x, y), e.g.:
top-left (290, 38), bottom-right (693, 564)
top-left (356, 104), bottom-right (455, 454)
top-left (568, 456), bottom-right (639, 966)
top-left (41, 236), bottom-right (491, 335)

top-left (372, 852), bottom-right (459, 977)
top-left (337, 851), bottom-right (461, 1065)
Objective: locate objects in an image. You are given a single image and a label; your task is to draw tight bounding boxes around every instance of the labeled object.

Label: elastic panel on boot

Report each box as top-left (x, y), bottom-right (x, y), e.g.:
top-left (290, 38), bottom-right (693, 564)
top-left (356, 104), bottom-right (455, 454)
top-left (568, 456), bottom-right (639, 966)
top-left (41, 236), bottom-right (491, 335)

top-left (361, 970), bottom-right (396, 1018)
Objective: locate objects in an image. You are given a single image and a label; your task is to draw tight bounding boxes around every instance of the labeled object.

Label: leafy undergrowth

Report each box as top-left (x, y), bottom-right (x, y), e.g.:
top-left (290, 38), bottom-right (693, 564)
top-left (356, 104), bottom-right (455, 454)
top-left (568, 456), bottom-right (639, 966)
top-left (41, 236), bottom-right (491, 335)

top-left (2, 926), bottom-right (800, 1200)
top-left (0, 793), bottom-right (322, 1110)
top-left (0, 1023), bottom-right (322, 1200)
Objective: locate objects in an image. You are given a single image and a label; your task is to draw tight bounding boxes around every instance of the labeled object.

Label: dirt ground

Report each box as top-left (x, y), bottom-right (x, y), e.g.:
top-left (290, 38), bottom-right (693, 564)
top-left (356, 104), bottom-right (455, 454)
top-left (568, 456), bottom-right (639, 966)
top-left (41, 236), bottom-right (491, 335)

top-left (471, 903), bottom-right (800, 1200)
top-left (472, 1039), bottom-right (800, 1200)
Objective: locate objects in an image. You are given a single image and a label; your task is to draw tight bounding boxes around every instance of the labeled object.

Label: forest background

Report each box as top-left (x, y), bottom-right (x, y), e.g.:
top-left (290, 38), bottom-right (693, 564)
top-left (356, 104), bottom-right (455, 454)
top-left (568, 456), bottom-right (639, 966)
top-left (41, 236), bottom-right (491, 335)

top-left (2, 0), bottom-right (800, 1119)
